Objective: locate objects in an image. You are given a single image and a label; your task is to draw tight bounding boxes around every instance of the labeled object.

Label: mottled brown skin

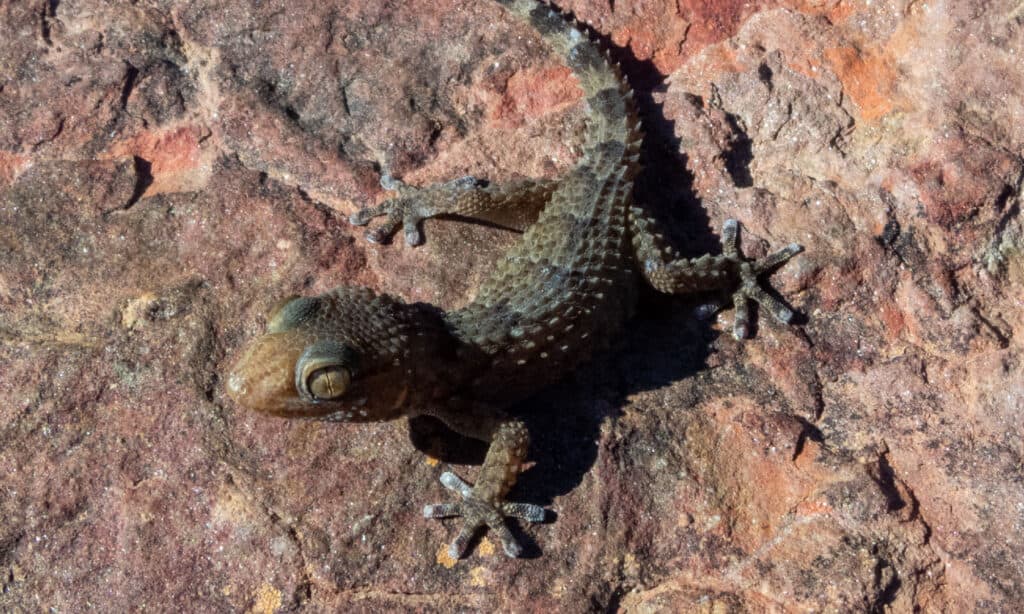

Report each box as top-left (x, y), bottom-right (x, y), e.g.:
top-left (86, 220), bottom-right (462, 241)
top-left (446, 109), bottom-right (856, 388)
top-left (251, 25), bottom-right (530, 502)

top-left (227, 0), bottom-right (802, 559)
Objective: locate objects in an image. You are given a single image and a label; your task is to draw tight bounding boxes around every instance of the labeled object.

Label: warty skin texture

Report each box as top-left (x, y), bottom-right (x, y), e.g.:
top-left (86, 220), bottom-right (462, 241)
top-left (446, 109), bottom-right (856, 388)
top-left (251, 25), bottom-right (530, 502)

top-left (226, 0), bottom-right (802, 559)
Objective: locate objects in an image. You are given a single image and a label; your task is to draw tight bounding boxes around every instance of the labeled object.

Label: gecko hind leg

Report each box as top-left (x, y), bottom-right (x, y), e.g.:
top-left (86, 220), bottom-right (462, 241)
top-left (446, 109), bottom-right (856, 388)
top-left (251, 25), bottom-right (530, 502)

top-left (632, 211), bottom-right (803, 339)
top-left (424, 471), bottom-right (546, 559)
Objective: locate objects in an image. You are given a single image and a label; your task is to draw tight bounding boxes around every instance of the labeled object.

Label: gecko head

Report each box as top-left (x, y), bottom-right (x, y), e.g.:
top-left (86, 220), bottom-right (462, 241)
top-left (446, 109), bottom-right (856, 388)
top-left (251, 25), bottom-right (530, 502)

top-left (226, 288), bottom-right (433, 422)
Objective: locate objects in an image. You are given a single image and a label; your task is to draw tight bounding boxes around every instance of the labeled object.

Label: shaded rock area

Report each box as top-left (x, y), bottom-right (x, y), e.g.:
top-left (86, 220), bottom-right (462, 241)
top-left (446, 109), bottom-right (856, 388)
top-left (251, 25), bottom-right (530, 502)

top-left (1, 0), bottom-right (1022, 611)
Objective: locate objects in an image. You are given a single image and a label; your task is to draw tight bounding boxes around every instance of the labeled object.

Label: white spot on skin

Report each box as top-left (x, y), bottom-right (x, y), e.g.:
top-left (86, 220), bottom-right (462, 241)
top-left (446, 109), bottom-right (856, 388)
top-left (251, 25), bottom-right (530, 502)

top-left (227, 373), bottom-right (246, 396)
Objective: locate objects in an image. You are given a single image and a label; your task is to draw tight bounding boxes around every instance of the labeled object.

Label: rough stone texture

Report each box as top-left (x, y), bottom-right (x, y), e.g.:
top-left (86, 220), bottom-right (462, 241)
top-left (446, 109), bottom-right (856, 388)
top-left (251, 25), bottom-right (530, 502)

top-left (1, 0), bottom-right (1021, 611)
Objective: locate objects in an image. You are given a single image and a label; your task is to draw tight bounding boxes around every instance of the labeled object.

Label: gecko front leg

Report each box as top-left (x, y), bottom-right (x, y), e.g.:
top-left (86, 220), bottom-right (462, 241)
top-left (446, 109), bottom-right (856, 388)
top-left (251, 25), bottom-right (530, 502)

top-left (419, 405), bottom-right (546, 558)
top-left (350, 173), bottom-right (558, 246)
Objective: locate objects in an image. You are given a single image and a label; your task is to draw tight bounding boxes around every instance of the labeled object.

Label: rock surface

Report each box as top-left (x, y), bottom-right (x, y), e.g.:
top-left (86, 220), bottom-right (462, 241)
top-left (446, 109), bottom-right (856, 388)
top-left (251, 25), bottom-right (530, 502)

top-left (2, 0), bottom-right (1022, 611)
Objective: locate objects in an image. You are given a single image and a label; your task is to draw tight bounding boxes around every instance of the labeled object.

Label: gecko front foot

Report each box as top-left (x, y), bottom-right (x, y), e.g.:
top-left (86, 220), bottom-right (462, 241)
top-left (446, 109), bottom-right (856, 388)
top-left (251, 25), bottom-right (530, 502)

top-left (722, 218), bottom-right (803, 339)
top-left (349, 174), bottom-right (481, 246)
top-left (423, 471), bottom-right (546, 559)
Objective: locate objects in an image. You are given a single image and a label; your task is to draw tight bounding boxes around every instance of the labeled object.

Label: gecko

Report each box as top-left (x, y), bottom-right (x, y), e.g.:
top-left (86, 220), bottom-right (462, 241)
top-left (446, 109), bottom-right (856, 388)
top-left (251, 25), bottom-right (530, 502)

top-left (225, 0), bottom-right (803, 560)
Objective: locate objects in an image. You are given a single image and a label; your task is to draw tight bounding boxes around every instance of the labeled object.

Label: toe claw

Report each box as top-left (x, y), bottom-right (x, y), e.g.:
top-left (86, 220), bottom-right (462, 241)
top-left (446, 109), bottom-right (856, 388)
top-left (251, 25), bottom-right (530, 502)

top-left (501, 538), bottom-right (523, 558)
top-left (488, 522), bottom-right (522, 558)
top-left (404, 223), bottom-right (423, 246)
top-left (754, 242), bottom-right (804, 274)
top-left (439, 471), bottom-right (473, 498)
top-left (380, 173), bottom-right (405, 191)
top-left (423, 503), bottom-right (461, 518)
top-left (365, 228), bottom-right (390, 244)
top-left (732, 291), bottom-right (750, 339)
top-left (447, 175), bottom-right (479, 190)
top-left (721, 218), bottom-right (740, 258)
top-left (694, 299), bottom-right (724, 321)
top-left (448, 525), bottom-right (478, 560)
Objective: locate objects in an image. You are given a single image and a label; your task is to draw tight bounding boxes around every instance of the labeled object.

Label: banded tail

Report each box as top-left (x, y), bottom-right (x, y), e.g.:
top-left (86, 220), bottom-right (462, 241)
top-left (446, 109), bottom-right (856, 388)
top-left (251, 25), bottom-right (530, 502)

top-left (496, 0), bottom-right (643, 168)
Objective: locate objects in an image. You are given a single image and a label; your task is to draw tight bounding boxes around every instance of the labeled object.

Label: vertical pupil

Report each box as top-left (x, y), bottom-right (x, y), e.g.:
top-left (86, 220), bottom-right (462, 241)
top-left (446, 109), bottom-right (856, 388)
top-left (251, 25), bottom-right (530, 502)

top-left (310, 368), bottom-right (347, 399)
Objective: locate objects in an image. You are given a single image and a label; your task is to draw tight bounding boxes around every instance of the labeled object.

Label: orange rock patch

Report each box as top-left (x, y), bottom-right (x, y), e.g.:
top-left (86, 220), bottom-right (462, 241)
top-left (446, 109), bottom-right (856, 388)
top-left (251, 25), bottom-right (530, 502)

top-left (824, 46), bottom-right (898, 121)
top-left (0, 151), bottom-right (30, 187)
top-left (106, 125), bottom-right (213, 197)
top-left (490, 65), bottom-right (582, 127)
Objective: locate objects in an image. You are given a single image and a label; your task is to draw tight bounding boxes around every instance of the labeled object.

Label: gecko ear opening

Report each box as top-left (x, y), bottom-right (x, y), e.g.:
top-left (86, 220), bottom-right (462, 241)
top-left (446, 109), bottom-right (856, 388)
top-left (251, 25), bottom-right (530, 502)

top-left (295, 340), bottom-right (361, 402)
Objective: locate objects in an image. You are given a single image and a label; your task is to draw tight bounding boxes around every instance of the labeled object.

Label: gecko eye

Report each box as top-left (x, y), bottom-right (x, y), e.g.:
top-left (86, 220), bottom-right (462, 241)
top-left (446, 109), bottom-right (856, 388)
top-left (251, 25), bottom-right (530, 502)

top-left (295, 340), bottom-right (360, 402)
top-left (306, 366), bottom-right (351, 400)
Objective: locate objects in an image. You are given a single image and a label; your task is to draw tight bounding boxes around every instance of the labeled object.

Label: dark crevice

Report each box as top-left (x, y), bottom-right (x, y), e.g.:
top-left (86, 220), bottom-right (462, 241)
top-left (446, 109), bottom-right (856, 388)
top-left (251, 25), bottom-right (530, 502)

top-left (973, 308), bottom-right (1011, 347)
top-left (284, 524), bottom-right (313, 608)
top-left (40, 3), bottom-right (53, 46)
top-left (792, 417), bottom-right (825, 461)
top-left (992, 185), bottom-right (1021, 238)
top-left (877, 218), bottom-right (901, 248)
top-left (125, 156), bottom-right (154, 209)
top-left (721, 112), bottom-right (754, 188)
top-left (994, 182), bottom-right (1015, 213)
top-left (120, 62), bottom-right (140, 110)
top-left (601, 584), bottom-right (628, 613)
top-left (256, 79), bottom-right (304, 125)
top-left (427, 123), bottom-right (443, 148)
top-left (757, 61), bottom-right (774, 88)
top-left (29, 115), bottom-right (64, 151)
top-left (339, 81), bottom-right (352, 116)
top-left (873, 453), bottom-right (910, 515)
top-left (871, 551), bottom-right (902, 612)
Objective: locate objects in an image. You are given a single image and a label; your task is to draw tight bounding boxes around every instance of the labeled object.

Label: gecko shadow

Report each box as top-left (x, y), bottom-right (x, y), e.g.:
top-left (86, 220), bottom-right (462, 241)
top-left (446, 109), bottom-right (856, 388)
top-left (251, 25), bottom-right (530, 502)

top-left (407, 294), bottom-right (718, 557)
top-left (403, 25), bottom-right (770, 556)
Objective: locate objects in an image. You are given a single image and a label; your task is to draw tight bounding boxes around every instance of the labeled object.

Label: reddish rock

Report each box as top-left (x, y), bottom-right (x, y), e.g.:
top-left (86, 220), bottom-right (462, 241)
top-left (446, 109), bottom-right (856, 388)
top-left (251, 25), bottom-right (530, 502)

top-left (1, 0), bottom-right (1022, 611)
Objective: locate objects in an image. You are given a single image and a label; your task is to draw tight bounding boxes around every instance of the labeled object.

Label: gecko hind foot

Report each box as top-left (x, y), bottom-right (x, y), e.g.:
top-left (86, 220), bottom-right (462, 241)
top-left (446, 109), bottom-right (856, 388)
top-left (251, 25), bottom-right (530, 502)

top-left (349, 174), bottom-right (481, 246)
top-left (423, 471), bottom-right (546, 559)
top-left (722, 218), bottom-right (803, 339)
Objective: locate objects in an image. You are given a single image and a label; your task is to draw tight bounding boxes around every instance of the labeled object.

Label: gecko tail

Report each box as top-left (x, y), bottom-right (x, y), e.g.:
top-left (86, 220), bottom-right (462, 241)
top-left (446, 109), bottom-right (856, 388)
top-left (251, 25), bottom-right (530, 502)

top-left (496, 0), bottom-right (639, 153)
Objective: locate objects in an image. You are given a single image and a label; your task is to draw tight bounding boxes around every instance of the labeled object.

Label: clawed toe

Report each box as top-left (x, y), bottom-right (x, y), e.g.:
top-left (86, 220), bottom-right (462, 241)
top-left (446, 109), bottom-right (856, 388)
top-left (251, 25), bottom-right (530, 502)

top-left (349, 198), bottom-right (424, 245)
top-left (424, 471), bottom-right (546, 559)
top-left (350, 174), bottom-right (483, 246)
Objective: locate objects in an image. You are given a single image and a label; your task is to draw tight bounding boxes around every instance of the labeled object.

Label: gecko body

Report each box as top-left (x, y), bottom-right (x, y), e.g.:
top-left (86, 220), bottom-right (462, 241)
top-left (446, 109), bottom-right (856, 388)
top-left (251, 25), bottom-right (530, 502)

top-left (227, 0), bottom-right (802, 559)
